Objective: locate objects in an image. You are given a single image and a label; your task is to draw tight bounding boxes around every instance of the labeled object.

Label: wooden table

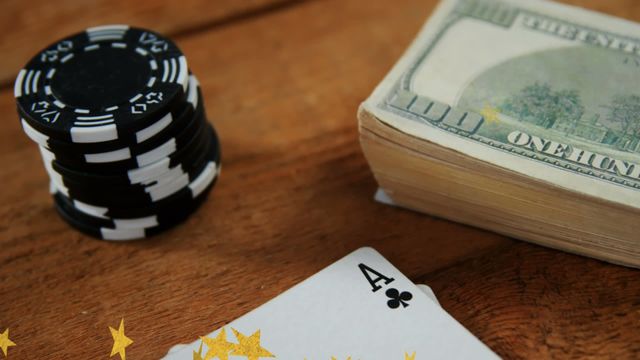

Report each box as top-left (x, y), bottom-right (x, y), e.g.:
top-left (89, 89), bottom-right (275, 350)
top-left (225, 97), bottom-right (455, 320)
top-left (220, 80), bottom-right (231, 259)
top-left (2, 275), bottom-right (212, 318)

top-left (2, 0), bottom-right (639, 358)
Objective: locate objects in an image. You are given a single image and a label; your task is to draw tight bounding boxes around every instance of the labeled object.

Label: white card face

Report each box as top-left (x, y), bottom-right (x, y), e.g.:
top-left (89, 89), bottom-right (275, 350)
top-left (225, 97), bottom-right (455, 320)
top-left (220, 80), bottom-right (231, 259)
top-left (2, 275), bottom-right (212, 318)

top-left (164, 283), bottom-right (442, 356)
top-left (168, 284), bottom-right (440, 358)
top-left (164, 247), bottom-right (497, 359)
top-left (417, 284), bottom-right (441, 307)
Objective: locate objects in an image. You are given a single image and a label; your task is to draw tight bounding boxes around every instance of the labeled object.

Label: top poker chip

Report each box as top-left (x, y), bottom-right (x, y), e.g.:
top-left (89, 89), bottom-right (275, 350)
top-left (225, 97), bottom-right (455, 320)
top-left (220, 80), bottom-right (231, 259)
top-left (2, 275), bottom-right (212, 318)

top-left (14, 25), bottom-right (189, 144)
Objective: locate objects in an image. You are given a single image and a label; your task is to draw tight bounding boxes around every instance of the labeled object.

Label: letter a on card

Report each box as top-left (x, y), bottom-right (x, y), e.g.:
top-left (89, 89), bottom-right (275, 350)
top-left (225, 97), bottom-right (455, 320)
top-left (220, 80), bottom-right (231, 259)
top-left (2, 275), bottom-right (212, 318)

top-left (358, 263), bottom-right (394, 292)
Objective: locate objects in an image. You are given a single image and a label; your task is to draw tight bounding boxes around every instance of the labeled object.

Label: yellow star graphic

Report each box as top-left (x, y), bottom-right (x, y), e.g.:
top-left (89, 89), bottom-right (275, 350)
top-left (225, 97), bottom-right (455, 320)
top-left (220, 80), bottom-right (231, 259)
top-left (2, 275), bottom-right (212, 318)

top-left (480, 104), bottom-right (500, 124)
top-left (109, 318), bottom-right (133, 360)
top-left (193, 339), bottom-right (204, 360)
top-left (331, 357), bottom-right (352, 360)
top-left (405, 351), bottom-right (416, 360)
top-left (230, 328), bottom-right (275, 360)
top-left (0, 329), bottom-right (16, 357)
top-left (202, 328), bottom-right (234, 360)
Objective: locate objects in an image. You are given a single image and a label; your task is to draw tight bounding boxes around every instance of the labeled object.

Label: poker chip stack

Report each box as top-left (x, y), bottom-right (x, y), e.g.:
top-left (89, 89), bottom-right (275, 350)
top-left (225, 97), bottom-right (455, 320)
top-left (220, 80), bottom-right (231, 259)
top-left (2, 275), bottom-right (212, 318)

top-left (14, 25), bottom-right (220, 241)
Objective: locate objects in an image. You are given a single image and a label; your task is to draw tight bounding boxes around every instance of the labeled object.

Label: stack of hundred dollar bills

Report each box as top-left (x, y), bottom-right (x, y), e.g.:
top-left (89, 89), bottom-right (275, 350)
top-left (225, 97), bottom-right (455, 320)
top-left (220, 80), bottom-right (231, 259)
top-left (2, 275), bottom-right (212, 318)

top-left (359, 0), bottom-right (640, 267)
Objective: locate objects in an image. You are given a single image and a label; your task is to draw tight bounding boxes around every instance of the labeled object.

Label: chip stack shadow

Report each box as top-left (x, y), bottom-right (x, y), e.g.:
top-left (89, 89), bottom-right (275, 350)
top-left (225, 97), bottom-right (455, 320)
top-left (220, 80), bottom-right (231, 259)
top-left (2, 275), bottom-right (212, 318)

top-left (14, 25), bottom-right (220, 241)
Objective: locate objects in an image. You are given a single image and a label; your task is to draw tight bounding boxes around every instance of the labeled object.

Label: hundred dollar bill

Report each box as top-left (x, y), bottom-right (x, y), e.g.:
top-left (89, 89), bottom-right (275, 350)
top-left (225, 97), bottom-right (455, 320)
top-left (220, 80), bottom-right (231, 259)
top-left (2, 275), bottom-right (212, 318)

top-left (361, 0), bottom-right (640, 209)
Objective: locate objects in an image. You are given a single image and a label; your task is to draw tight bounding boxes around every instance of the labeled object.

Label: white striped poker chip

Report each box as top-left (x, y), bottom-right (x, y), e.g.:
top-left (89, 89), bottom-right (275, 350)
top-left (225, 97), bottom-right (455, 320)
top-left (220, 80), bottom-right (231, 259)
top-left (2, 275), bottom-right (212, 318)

top-left (54, 196), bottom-right (163, 241)
top-left (18, 25), bottom-right (221, 240)
top-left (49, 160), bottom-right (219, 219)
top-left (43, 142), bottom-right (217, 204)
top-left (43, 114), bottom-right (214, 190)
top-left (15, 25), bottom-right (189, 144)
top-left (50, 162), bottom-right (219, 240)
top-left (20, 74), bottom-right (201, 166)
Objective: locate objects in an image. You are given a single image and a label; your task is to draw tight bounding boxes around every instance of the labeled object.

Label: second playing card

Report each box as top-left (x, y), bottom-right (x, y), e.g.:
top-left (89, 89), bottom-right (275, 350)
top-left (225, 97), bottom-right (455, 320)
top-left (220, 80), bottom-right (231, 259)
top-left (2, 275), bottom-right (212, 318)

top-left (164, 247), bottom-right (496, 359)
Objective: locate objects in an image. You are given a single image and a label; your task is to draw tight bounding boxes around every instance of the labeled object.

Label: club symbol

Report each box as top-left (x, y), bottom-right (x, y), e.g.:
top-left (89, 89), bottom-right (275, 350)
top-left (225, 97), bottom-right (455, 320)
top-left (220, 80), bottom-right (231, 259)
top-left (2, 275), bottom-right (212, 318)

top-left (145, 91), bottom-right (163, 104)
top-left (385, 288), bottom-right (412, 309)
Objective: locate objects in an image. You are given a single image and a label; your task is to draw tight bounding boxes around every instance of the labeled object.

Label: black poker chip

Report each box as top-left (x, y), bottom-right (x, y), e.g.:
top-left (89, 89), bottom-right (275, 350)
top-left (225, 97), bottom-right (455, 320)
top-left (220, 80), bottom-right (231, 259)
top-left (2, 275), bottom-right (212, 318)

top-left (53, 171), bottom-right (219, 222)
top-left (51, 126), bottom-right (219, 207)
top-left (16, 25), bottom-right (189, 144)
top-left (53, 181), bottom-right (213, 240)
top-left (15, 25), bottom-right (221, 240)
top-left (42, 90), bottom-right (206, 175)
top-left (46, 116), bottom-right (217, 188)
top-left (21, 75), bottom-right (202, 157)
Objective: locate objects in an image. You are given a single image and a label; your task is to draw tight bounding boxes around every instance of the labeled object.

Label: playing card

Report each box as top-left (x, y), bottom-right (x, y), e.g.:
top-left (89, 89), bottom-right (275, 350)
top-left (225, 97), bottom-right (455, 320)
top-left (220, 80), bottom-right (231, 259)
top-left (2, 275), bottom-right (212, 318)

top-left (416, 284), bottom-right (440, 306)
top-left (164, 282), bottom-right (442, 356)
top-left (165, 283), bottom-right (442, 356)
top-left (163, 247), bottom-right (497, 359)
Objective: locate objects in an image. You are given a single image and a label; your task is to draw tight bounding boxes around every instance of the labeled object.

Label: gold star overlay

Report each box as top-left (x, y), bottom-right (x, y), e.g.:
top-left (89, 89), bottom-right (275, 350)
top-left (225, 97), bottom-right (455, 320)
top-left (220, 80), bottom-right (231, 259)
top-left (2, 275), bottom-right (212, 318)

top-left (405, 352), bottom-right (416, 360)
top-left (109, 318), bottom-right (133, 360)
top-left (0, 329), bottom-right (16, 358)
top-left (230, 328), bottom-right (275, 360)
top-left (202, 328), bottom-right (235, 360)
top-left (197, 326), bottom-right (415, 359)
top-left (193, 340), bottom-right (205, 360)
top-left (480, 104), bottom-right (501, 124)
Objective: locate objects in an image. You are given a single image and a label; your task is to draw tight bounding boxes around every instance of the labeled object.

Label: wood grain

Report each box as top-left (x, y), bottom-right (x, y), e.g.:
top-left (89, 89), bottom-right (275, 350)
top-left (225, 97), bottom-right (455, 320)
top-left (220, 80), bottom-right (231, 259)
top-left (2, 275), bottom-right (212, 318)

top-left (419, 242), bottom-right (640, 359)
top-left (0, 0), bottom-right (303, 86)
top-left (0, 0), bottom-right (639, 358)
